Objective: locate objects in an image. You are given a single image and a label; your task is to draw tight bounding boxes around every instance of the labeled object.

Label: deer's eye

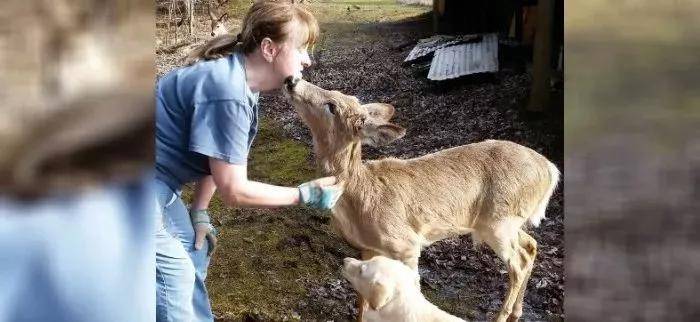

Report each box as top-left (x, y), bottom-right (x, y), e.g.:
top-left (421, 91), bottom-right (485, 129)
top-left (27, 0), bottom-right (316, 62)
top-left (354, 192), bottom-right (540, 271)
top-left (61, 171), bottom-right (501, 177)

top-left (324, 102), bottom-right (337, 115)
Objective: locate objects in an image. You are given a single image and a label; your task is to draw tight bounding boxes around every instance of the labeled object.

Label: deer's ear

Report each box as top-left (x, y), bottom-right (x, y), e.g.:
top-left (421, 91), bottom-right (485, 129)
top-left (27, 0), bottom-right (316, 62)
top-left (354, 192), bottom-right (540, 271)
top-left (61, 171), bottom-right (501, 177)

top-left (362, 103), bottom-right (395, 122)
top-left (361, 121), bottom-right (406, 147)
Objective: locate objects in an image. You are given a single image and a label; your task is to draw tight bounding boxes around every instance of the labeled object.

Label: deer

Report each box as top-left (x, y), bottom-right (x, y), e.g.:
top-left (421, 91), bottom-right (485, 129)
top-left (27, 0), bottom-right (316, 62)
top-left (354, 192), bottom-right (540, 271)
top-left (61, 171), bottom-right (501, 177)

top-left (282, 77), bottom-right (560, 322)
top-left (208, 0), bottom-right (230, 37)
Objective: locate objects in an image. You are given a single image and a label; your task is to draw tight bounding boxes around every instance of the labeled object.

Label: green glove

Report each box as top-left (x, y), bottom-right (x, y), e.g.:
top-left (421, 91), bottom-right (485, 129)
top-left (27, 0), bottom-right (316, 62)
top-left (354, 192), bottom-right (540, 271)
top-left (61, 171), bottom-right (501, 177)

top-left (298, 177), bottom-right (343, 209)
top-left (190, 209), bottom-right (218, 256)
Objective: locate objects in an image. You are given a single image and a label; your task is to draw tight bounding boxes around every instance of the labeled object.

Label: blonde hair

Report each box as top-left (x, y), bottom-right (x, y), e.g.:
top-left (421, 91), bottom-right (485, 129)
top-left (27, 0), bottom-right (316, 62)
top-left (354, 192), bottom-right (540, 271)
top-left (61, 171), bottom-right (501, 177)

top-left (185, 1), bottom-right (319, 65)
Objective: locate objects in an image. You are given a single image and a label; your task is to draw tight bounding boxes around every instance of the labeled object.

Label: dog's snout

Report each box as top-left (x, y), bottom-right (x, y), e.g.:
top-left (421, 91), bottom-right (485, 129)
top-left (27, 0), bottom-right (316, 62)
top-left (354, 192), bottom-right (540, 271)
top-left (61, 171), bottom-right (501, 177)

top-left (284, 76), bottom-right (299, 91)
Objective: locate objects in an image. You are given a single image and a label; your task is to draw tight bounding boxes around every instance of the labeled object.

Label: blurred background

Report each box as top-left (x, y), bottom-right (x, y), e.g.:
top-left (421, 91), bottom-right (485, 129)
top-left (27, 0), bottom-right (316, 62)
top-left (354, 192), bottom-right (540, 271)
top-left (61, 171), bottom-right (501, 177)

top-left (566, 0), bottom-right (700, 320)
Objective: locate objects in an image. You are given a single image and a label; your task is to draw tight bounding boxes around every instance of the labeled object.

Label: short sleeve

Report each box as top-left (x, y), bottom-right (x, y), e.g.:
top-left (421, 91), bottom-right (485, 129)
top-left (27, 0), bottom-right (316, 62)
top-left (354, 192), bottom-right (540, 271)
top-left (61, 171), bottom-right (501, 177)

top-left (189, 99), bottom-right (252, 164)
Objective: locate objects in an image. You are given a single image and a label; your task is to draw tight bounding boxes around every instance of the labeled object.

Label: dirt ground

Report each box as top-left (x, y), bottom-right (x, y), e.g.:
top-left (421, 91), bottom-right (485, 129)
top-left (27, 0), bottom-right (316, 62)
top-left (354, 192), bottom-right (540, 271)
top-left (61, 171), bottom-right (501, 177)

top-left (155, 1), bottom-right (564, 321)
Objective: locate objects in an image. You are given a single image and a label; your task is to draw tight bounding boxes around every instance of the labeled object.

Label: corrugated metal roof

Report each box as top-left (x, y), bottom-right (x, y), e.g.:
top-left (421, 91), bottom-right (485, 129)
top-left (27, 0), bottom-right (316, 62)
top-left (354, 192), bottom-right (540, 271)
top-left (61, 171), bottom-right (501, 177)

top-left (404, 34), bottom-right (482, 63)
top-left (427, 33), bottom-right (498, 81)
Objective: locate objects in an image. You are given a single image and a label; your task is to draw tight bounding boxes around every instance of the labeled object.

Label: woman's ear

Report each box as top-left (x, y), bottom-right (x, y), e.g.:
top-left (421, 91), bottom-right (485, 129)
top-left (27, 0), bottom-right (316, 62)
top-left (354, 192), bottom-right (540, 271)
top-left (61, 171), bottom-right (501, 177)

top-left (260, 37), bottom-right (277, 63)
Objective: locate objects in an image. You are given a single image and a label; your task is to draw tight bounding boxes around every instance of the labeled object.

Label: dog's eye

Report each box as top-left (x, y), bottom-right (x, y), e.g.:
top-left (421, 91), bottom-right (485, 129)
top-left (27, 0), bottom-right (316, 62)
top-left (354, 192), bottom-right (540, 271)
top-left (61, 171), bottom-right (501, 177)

top-left (360, 264), bottom-right (367, 273)
top-left (324, 102), bottom-right (337, 115)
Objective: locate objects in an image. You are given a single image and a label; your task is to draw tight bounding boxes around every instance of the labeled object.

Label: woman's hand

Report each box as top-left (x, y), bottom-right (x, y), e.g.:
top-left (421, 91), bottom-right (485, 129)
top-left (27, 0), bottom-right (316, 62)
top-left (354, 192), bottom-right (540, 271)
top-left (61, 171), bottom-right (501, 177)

top-left (298, 176), bottom-right (344, 209)
top-left (190, 209), bottom-right (218, 256)
top-left (210, 158), bottom-right (341, 208)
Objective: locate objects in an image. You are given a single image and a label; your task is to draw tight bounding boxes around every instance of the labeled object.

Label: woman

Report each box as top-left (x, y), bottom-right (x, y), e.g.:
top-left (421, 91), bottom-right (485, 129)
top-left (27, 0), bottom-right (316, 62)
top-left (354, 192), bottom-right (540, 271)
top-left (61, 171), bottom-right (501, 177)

top-left (154, 2), bottom-right (340, 321)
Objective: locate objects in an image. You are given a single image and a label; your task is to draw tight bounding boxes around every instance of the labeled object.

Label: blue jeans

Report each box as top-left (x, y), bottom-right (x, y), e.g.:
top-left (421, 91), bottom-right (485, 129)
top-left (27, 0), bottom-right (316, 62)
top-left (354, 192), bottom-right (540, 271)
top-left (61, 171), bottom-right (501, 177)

top-left (155, 179), bottom-right (213, 322)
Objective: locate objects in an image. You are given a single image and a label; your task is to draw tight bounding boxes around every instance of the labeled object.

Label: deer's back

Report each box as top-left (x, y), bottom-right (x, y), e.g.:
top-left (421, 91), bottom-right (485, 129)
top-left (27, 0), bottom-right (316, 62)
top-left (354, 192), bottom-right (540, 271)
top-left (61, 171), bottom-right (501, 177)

top-left (339, 140), bottom-right (553, 246)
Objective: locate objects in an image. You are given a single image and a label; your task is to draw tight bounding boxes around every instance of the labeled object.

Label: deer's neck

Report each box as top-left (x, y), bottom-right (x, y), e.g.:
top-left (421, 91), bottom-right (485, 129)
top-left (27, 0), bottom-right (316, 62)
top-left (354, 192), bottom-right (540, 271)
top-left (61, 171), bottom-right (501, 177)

top-left (315, 139), bottom-right (364, 184)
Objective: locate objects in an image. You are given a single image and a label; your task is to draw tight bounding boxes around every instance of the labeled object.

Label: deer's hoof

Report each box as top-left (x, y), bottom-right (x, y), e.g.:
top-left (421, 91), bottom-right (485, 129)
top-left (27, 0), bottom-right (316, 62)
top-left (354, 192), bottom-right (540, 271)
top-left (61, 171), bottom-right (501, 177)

top-left (494, 312), bottom-right (510, 322)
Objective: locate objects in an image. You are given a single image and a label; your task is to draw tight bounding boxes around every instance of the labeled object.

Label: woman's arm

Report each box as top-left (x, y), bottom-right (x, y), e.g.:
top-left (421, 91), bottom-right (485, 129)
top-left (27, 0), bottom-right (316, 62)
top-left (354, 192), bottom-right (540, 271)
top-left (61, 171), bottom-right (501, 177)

top-left (209, 158), bottom-right (302, 207)
top-left (192, 175), bottom-right (217, 211)
top-left (191, 158), bottom-right (337, 255)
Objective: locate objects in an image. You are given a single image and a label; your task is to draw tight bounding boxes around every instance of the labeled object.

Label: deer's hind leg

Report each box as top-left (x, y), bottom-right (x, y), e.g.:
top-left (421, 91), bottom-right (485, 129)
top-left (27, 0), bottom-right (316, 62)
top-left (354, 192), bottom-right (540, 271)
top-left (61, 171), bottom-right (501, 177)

top-left (481, 221), bottom-right (536, 322)
top-left (508, 229), bottom-right (537, 321)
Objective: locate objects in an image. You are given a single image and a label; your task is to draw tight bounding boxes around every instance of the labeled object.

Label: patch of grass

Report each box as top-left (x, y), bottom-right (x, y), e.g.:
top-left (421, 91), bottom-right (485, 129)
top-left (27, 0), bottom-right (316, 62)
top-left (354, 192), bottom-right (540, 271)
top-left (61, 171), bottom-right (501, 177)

top-left (307, 0), bottom-right (430, 62)
top-left (206, 207), bottom-right (351, 320)
top-left (223, 0), bottom-right (430, 26)
top-left (247, 118), bottom-right (317, 186)
top-left (225, 0), bottom-right (254, 19)
top-left (311, 0), bottom-right (430, 25)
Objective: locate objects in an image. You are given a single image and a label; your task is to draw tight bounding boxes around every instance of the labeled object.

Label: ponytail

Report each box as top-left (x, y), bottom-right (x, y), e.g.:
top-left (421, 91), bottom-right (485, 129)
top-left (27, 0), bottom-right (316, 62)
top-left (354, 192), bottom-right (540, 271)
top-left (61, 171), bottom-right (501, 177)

top-left (184, 1), bottom-right (318, 66)
top-left (184, 33), bottom-right (242, 66)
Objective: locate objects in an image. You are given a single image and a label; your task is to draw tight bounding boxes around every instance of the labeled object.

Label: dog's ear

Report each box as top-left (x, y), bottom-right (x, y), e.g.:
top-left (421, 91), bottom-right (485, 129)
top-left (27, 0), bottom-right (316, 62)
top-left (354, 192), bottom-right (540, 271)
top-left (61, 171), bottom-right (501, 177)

top-left (368, 280), bottom-right (392, 310)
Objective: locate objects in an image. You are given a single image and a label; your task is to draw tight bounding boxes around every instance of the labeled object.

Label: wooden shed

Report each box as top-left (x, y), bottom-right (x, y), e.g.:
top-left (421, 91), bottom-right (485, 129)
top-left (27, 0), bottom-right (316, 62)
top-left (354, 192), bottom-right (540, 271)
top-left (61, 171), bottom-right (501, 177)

top-left (431, 0), bottom-right (564, 112)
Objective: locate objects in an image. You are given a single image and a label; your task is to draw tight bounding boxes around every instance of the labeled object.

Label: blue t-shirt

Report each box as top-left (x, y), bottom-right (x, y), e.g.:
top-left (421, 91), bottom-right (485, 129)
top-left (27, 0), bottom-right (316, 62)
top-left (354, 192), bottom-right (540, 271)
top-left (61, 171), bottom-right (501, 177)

top-left (155, 50), bottom-right (259, 191)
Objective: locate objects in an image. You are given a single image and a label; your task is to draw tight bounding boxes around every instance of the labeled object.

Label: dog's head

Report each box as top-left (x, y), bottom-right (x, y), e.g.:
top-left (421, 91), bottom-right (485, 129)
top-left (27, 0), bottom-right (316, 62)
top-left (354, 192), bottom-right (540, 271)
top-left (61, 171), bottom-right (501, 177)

top-left (342, 256), bottom-right (419, 311)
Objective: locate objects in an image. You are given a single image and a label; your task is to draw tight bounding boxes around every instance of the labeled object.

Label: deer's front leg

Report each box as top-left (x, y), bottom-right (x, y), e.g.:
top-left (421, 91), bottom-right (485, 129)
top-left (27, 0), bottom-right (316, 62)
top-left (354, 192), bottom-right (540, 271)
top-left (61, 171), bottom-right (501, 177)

top-left (388, 239), bottom-right (422, 288)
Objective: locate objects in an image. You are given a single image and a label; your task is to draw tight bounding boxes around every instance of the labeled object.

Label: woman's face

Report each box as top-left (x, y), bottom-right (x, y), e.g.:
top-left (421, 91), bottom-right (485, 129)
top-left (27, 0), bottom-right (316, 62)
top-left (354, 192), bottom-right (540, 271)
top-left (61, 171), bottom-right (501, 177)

top-left (271, 33), bottom-right (312, 88)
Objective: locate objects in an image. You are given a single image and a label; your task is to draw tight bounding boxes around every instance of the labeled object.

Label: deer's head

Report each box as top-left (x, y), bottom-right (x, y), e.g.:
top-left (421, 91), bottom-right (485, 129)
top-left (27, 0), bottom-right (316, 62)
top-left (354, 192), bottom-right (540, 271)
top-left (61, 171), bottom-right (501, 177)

top-left (208, 1), bottom-right (229, 37)
top-left (282, 77), bottom-right (406, 156)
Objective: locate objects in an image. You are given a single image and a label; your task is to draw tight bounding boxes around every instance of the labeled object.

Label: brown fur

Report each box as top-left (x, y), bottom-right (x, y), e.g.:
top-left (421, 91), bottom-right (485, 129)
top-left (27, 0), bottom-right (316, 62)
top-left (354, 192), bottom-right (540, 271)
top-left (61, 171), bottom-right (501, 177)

top-left (283, 79), bottom-right (559, 322)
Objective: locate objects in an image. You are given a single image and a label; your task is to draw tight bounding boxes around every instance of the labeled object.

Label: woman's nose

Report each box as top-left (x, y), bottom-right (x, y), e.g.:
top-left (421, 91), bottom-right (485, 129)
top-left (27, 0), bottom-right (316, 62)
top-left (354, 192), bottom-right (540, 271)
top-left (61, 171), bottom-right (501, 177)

top-left (300, 50), bottom-right (312, 68)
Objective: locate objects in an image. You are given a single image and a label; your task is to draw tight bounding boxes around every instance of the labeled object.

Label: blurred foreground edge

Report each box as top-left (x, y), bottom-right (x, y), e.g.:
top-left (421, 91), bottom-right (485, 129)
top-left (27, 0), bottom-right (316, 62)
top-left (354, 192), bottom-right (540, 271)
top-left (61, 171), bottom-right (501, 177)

top-left (0, 0), bottom-right (155, 198)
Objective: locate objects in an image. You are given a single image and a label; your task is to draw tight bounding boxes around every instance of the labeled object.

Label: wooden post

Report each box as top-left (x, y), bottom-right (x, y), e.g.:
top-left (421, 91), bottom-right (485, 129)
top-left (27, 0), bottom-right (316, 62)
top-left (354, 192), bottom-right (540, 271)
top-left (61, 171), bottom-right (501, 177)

top-left (527, 0), bottom-right (554, 112)
top-left (433, 0), bottom-right (445, 33)
top-left (515, 0), bottom-right (523, 41)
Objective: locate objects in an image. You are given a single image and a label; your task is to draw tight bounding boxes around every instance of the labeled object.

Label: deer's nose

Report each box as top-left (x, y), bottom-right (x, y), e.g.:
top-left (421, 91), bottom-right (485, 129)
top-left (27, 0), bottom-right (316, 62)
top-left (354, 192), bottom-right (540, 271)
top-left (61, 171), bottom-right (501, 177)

top-left (284, 76), bottom-right (299, 91)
